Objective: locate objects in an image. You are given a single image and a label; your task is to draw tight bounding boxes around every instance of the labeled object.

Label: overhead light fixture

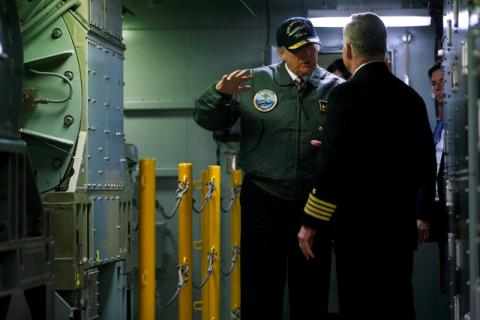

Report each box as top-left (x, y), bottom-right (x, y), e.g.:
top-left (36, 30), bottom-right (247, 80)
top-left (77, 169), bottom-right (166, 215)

top-left (308, 9), bottom-right (431, 28)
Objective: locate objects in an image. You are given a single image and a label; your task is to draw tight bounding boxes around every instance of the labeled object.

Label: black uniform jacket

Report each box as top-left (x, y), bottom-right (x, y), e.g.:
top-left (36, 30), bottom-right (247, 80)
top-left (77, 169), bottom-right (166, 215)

top-left (303, 61), bottom-right (436, 250)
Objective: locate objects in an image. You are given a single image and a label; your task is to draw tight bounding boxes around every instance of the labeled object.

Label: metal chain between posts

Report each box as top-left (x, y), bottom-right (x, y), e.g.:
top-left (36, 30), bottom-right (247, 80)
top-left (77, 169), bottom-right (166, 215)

top-left (158, 180), bottom-right (189, 220)
top-left (193, 182), bottom-right (216, 214)
top-left (193, 250), bottom-right (217, 289)
top-left (221, 186), bottom-right (241, 212)
top-left (231, 308), bottom-right (241, 320)
top-left (157, 263), bottom-right (190, 307)
top-left (222, 246), bottom-right (240, 277)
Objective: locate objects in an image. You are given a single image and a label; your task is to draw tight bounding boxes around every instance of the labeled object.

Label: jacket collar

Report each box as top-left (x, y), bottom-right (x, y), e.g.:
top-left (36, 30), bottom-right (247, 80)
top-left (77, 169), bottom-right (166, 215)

top-left (272, 62), bottom-right (326, 88)
top-left (351, 61), bottom-right (389, 80)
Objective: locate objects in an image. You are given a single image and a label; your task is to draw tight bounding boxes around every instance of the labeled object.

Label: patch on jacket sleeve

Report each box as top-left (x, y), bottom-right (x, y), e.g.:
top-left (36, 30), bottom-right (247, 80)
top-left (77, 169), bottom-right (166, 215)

top-left (319, 100), bottom-right (327, 112)
top-left (253, 89), bottom-right (278, 112)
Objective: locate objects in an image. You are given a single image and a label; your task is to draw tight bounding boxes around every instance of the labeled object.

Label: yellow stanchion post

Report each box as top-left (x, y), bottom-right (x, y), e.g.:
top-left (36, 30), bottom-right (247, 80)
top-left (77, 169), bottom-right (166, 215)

top-left (230, 170), bottom-right (242, 318)
top-left (139, 159), bottom-right (156, 320)
top-left (178, 163), bottom-right (193, 320)
top-left (208, 165), bottom-right (221, 320)
top-left (200, 169), bottom-right (210, 320)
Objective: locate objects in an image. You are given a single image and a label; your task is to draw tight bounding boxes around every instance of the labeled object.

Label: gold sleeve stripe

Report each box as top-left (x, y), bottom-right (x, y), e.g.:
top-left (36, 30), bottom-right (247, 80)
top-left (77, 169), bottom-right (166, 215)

top-left (309, 193), bottom-right (337, 209)
top-left (306, 197), bottom-right (335, 213)
top-left (304, 206), bottom-right (331, 221)
top-left (305, 203), bottom-right (332, 218)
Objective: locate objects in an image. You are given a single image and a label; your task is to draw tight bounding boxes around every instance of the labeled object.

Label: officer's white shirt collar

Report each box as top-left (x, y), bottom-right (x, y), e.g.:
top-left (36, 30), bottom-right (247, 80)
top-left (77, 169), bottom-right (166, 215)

top-left (351, 60), bottom-right (385, 77)
top-left (285, 63), bottom-right (309, 82)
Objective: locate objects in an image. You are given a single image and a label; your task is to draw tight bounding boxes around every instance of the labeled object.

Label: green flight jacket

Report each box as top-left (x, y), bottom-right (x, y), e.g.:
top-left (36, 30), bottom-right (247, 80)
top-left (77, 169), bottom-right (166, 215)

top-left (194, 62), bottom-right (341, 200)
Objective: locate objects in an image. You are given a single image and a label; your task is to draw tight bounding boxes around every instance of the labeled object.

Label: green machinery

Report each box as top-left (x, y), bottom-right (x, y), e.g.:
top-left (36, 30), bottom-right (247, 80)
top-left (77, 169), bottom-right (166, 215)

top-left (0, 1), bottom-right (53, 318)
top-left (15, 0), bottom-right (139, 318)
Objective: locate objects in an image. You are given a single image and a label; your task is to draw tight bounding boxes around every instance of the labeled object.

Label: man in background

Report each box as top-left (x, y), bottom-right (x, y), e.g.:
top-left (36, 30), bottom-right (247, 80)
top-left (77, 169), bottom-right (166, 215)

top-left (327, 58), bottom-right (351, 80)
top-left (428, 61), bottom-right (447, 292)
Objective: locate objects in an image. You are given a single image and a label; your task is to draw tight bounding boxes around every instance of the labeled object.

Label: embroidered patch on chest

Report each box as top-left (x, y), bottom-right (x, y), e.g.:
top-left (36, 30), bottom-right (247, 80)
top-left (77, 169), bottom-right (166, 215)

top-left (253, 89), bottom-right (278, 112)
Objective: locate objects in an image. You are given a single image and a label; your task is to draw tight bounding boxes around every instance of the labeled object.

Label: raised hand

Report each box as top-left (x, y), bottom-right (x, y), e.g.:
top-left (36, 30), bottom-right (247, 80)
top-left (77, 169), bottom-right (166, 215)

top-left (215, 69), bottom-right (252, 95)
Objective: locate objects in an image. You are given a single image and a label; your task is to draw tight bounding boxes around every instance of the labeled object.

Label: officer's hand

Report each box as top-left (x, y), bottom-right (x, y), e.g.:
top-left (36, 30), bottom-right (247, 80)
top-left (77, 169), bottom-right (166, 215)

top-left (417, 219), bottom-right (430, 245)
top-left (215, 69), bottom-right (252, 95)
top-left (297, 225), bottom-right (316, 260)
top-left (311, 126), bottom-right (324, 147)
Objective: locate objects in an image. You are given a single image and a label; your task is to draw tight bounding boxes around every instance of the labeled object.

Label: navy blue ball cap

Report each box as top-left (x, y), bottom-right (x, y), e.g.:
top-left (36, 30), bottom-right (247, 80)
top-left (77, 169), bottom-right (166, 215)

top-left (276, 17), bottom-right (321, 51)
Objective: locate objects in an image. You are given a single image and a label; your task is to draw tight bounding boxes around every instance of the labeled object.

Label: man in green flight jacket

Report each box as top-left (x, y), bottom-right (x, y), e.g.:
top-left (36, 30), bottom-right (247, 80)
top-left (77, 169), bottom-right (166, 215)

top-left (194, 17), bottom-right (342, 319)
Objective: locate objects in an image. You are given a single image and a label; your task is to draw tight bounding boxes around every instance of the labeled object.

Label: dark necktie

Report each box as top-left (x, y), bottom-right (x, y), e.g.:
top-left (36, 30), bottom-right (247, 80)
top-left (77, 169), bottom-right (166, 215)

top-left (295, 77), bottom-right (303, 92)
top-left (433, 119), bottom-right (444, 145)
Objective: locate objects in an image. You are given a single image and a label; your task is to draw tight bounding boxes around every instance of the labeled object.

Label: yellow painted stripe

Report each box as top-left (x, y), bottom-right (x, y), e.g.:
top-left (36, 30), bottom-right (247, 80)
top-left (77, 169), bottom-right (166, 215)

top-left (309, 193), bottom-right (337, 209)
top-left (307, 197), bottom-right (335, 213)
top-left (305, 203), bottom-right (332, 218)
top-left (304, 206), bottom-right (331, 221)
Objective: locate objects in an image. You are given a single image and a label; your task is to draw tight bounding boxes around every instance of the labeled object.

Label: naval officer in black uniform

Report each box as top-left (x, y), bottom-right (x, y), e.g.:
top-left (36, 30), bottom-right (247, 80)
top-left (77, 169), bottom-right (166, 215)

top-left (297, 12), bottom-right (436, 319)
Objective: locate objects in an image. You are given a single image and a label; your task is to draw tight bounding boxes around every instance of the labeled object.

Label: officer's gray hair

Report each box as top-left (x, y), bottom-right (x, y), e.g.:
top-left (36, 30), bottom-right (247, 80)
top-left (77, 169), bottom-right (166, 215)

top-left (343, 12), bottom-right (387, 57)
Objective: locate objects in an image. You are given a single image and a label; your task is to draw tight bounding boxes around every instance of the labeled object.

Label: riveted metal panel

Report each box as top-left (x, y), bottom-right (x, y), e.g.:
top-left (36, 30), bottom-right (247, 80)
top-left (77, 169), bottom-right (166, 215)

top-left (89, 0), bottom-right (104, 30)
top-left (467, 6), bottom-right (480, 319)
top-left (444, 1), bottom-right (480, 319)
top-left (87, 38), bottom-right (108, 188)
top-left (97, 261), bottom-right (126, 319)
top-left (105, 0), bottom-right (123, 40)
top-left (47, 194), bottom-right (79, 290)
top-left (118, 201), bottom-right (129, 255)
top-left (92, 196), bottom-right (120, 261)
top-left (86, 268), bottom-right (99, 319)
top-left (106, 48), bottom-right (125, 187)
top-left (87, 36), bottom-right (125, 190)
